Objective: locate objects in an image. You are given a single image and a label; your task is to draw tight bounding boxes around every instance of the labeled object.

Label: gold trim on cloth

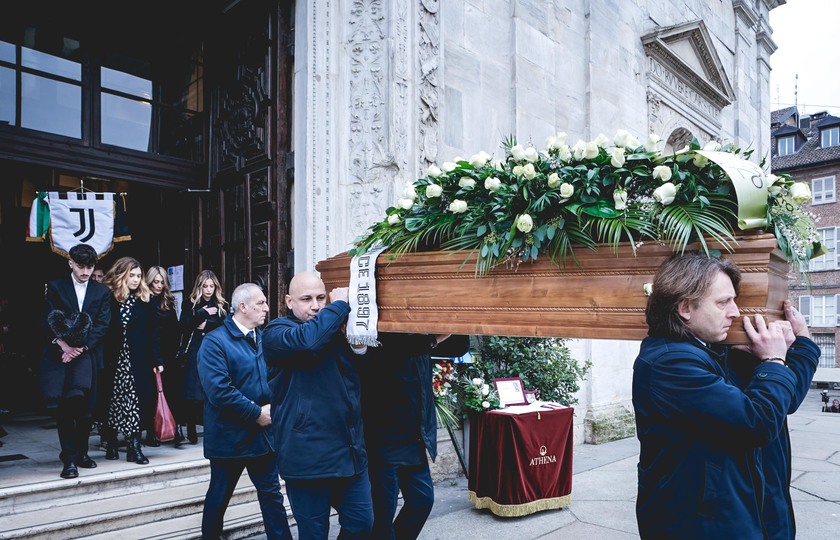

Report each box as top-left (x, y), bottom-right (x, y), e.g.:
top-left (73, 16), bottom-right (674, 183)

top-left (468, 490), bottom-right (571, 517)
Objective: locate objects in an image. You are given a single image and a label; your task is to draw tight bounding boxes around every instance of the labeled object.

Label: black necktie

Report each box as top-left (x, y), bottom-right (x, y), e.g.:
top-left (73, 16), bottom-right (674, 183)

top-left (246, 330), bottom-right (257, 350)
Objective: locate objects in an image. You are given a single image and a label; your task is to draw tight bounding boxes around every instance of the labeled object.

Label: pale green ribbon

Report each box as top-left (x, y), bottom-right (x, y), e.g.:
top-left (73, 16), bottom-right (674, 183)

top-left (696, 150), bottom-right (769, 230)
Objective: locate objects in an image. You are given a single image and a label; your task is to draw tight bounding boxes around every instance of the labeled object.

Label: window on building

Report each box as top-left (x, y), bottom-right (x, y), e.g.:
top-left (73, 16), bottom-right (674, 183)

top-left (799, 294), bottom-right (838, 327)
top-left (822, 126), bottom-right (840, 148)
top-left (0, 25), bottom-right (205, 161)
top-left (812, 176), bottom-right (836, 205)
top-left (810, 227), bottom-right (839, 271)
top-left (778, 136), bottom-right (795, 156)
top-left (811, 333), bottom-right (837, 368)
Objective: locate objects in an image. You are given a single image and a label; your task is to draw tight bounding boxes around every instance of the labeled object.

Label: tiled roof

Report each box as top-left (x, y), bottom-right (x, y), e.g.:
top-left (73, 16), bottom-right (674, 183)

top-left (771, 106), bottom-right (797, 127)
top-left (771, 108), bottom-right (840, 172)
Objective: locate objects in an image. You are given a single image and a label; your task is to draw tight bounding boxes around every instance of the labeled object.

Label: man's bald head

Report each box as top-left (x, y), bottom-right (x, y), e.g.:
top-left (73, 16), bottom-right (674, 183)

top-left (286, 271), bottom-right (327, 321)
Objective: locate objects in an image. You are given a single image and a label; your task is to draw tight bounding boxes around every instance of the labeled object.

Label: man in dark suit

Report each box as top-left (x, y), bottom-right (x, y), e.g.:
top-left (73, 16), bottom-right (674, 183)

top-left (40, 243), bottom-right (111, 479)
top-left (197, 283), bottom-right (291, 540)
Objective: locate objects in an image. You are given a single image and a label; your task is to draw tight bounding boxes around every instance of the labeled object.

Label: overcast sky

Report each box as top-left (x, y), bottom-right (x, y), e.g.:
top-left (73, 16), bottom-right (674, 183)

top-left (769, 0), bottom-right (840, 117)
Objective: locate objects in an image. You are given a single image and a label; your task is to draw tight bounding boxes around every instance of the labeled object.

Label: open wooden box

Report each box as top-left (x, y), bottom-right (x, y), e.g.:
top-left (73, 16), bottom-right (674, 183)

top-left (316, 233), bottom-right (790, 344)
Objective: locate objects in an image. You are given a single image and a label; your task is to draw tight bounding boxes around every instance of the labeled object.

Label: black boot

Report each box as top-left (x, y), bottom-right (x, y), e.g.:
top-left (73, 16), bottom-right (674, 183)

top-left (173, 425), bottom-right (185, 448)
top-left (143, 430), bottom-right (160, 447)
top-left (102, 426), bottom-right (119, 460)
top-left (126, 433), bottom-right (149, 465)
top-left (187, 423), bottom-right (198, 445)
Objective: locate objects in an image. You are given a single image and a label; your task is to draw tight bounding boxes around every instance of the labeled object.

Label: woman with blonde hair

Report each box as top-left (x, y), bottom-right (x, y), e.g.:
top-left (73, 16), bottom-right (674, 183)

top-left (145, 266), bottom-right (185, 447)
top-left (100, 257), bottom-right (163, 465)
top-left (179, 269), bottom-right (227, 444)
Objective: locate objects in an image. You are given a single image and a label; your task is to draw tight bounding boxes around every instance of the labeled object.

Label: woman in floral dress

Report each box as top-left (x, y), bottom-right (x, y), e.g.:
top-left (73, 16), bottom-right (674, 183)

top-left (100, 257), bottom-right (163, 464)
top-left (178, 269), bottom-right (226, 444)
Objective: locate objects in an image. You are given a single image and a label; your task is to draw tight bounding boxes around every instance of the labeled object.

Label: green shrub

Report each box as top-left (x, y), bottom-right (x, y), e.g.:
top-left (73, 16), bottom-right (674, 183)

top-left (460, 336), bottom-right (591, 406)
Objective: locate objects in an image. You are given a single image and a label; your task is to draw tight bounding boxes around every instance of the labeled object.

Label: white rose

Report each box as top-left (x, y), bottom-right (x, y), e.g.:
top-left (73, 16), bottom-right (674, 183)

top-left (547, 173), bottom-right (561, 188)
top-left (387, 214), bottom-right (401, 225)
top-left (485, 176), bottom-right (502, 191)
top-left (481, 401), bottom-right (491, 409)
top-left (512, 165), bottom-right (524, 177)
top-left (572, 140), bottom-right (586, 160)
top-left (692, 153), bottom-right (709, 168)
top-left (594, 133), bottom-right (610, 148)
top-left (767, 174), bottom-right (783, 196)
top-left (610, 147), bottom-right (626, 168)
top-left (790, 182), bottom-right (812, 203)
top-left (441, 161), bottom-right (457, 173)
top-left (426, 184), bottom-right (443, 198)
top-left (448, 199), bottom-right (468, 213)
top-left (613, 188), bottom-right (628, 210)
top-left (511, 144), bottom-right (526, 162)
top-left (522, 163), bottom-right (537, 180)
top-left (469, 152), bottom-right (489, 168)
top-left (628, 136), bottom-right (641, 149)
top-left (491, 159), bottom-right (505, 171)
top-left (397, 198), bottom-right (414, 210)
top-left (545, 135), bottom-right (559, 151)
top-left (516, 214), bottom-right (534, 233)
top-left (653, 182), bottom-right (677, 205)
top-left (458, 176), bottom-right (476, 188)
top-left (524, 147), bottom-right (539, 163)
top-left (554, 132), bottom-right (568, 145)
top-left (644, 133), bottom-right (662, 153)
top-left (584, 141), bottom-right (600, 160)
top-left (703, 140), bottom-right (722, 152)
top-left (402, 183), bottom-right (417, 200)
top-left (559, 182), bottom-right (574, 198)
top-left (481, 384), bottom-right (490, 396)
top-left (426, 165), bottom-right (442, 178)
top-left (643, 283), bottom-right (653, 296)
top-left (556, 145), bottom-right (572, 162)
top-left (768, 183), bottom-right (783, 197)
top-left (652, 165), bottom-right (673, 182)
top-left (614, 129), bottom-right (632, 148)
top-left (472, 378), bottom-right (483, 387)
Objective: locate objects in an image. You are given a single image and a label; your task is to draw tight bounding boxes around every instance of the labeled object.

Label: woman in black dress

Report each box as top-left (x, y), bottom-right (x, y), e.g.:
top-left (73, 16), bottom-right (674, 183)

top-left (100, 257), bottom-right (163, 465)
top-left (145, 266), bottom-right (184, 447)
top-left (179, 269), bottom-right (226, 444)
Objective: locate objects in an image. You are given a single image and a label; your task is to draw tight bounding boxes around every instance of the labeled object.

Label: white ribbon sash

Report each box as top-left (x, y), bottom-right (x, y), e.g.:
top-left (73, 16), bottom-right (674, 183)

top-left (346, 244), bottom-right (388, 347)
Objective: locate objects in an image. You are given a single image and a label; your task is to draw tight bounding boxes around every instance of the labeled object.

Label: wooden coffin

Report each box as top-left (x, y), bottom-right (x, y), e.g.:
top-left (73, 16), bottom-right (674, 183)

top-left (316, 233), bottom-right (790, 344)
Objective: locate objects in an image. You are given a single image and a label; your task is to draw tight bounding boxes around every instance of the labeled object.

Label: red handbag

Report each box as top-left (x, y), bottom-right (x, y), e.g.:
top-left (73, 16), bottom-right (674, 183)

top-left (153, 371), bottom-right (177, 442)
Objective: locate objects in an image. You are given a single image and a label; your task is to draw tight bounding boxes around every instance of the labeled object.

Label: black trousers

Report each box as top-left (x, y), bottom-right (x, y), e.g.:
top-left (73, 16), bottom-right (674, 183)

top-left (55, 396), bottom-right (93, 464)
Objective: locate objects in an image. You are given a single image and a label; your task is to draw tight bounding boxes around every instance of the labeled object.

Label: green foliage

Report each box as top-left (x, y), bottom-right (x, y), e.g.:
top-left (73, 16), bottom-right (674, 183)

top-left (460, 336), bottom-right (591, 406)
top-left (349, 132), bottom-right (823, 276)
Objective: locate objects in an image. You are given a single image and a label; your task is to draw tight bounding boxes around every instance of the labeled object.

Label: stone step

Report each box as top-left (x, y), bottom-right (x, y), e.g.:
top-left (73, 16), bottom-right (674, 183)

top-left (0, 458), bottom-right (212, 517)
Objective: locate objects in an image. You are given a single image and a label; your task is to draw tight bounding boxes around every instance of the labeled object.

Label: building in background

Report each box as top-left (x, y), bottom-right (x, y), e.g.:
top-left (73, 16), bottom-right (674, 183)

top-left (0, 0), bottom-right (784, 447)
top-left (772, 106), bottom-right (840, 368)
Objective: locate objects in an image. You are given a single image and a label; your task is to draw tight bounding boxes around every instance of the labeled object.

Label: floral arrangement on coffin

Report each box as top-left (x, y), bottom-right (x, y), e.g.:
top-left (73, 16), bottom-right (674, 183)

top-left (349, 131), bottom-right (825, 275)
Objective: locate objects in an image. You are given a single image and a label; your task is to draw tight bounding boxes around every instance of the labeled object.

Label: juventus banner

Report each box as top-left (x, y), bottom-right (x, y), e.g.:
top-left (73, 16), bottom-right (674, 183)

top-left (26, 192), bottom-right (131, 259)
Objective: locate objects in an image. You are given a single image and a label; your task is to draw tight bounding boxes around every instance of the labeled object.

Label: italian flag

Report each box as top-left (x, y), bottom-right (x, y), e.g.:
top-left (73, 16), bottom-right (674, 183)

top-left (26, 192), bottom-right (50, 241)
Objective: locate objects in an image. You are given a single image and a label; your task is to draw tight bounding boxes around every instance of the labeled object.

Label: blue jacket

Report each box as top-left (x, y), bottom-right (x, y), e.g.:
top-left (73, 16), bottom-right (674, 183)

top-left (727, 337), bottom-right (819, 539)
top-left (197, 316), bottom-right (274, 460)
top-left (632, 336), bottom-right (814, 539)
top-left (360, 334), bottom-right (470, 464)
top-left (262, 301), bottom-right (367, 480)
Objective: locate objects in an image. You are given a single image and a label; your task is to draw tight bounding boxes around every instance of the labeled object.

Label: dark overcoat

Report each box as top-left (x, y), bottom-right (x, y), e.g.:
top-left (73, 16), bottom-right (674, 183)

top-left (39, 276), bottom-right (111, 410)
top-left (102, 294), bottom-right (163, 431)
top-left (179, 298), bottom-right (224, 400)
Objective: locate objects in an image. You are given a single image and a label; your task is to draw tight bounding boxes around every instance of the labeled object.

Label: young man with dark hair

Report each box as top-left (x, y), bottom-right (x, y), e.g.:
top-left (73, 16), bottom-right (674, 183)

top-left (40, 243), bottom-right (111, 479)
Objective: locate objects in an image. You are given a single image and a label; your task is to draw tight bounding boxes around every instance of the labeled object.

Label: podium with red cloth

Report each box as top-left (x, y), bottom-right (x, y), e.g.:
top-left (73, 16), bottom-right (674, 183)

top-left (467, 407), bottom-right (574, 517)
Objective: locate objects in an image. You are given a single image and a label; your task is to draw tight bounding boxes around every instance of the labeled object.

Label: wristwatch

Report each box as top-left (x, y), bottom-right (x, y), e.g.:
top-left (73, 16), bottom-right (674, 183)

top-left (762, 356), bottom-right (786, 366)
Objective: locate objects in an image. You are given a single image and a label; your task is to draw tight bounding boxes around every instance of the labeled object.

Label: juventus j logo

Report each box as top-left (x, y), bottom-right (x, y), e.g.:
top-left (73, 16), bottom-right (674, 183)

top-left (70, 208), bottom-right (96, 242)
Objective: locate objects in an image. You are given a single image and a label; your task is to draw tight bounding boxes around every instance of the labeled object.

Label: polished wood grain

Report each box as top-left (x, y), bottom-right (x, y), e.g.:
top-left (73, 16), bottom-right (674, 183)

top-left (316, 234), bottom-right (789, 344)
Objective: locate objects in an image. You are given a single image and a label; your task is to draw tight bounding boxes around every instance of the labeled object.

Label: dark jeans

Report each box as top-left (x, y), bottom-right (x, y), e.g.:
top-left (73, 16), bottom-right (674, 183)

top-left (202, 453), bottom-right (291, 540)
top-left (285, 472), bottom-right (374, 540)
top-left (55, 396), bottom-right (93, 464)
top-left (368, 462), bottom-right (434, 540)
